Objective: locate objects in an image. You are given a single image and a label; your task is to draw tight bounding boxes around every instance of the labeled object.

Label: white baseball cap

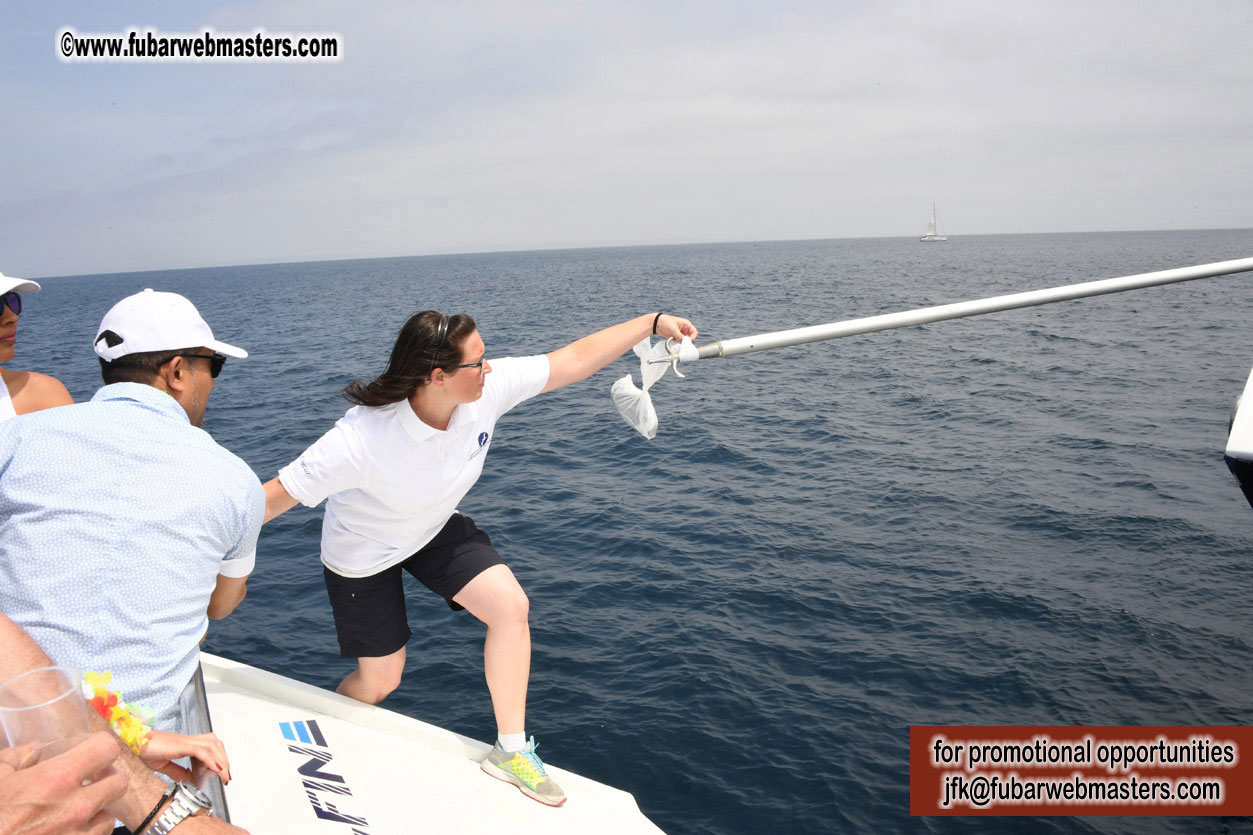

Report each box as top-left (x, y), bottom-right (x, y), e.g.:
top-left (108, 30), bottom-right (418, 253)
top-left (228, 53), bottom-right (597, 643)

top-left (93, 289), bottom-right (247, 362)
top-left (0, 270), bottom-right (41, 294)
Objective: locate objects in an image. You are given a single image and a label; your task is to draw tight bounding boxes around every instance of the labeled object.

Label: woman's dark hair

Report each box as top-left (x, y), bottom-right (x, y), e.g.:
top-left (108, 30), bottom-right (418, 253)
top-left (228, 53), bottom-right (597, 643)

top-left (343, 311), bottom-right (476, 407)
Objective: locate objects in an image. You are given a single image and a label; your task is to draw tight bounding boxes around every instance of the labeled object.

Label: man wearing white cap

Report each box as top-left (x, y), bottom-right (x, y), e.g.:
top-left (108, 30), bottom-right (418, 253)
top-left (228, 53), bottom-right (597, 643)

top-left (0, 269), bottom-right (72, 421)
top-left (0, 289), bottom-right (263, 833)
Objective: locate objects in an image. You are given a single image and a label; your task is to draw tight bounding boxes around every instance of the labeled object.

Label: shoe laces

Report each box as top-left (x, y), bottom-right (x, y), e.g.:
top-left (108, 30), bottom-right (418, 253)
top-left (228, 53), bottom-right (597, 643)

top-left (509, 737), bottom-right (549, 781)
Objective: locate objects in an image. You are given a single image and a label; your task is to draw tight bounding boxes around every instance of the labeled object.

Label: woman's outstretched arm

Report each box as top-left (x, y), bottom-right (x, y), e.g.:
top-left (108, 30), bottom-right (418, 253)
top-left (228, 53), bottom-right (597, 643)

top-left (542, 312), bottom-right (697, 394)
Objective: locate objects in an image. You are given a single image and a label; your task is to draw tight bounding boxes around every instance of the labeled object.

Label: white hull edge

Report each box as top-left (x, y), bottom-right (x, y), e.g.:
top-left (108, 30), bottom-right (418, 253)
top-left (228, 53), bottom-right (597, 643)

top-left (200, 652), bottom-right (665, 834)
top-left (1225, 365), bottom-right (1253, 460)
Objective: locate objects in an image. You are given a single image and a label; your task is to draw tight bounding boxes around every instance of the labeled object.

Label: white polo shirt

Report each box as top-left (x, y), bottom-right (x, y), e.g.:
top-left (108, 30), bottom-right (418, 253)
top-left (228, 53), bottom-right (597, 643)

top-left (278, 355), bottom-right (549, 577)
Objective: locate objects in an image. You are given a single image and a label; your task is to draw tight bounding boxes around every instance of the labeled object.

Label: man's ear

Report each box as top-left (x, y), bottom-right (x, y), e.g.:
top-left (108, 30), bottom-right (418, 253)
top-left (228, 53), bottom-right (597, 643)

top-left (160, 356), bottom-right (188, 394)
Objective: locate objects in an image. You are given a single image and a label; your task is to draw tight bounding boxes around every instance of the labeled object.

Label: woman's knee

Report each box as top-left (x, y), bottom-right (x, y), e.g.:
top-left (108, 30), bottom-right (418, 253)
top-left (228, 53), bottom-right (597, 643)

top-left (486, 587), bottom-right (529, 629)
top-left (506, 588), bottom-right (530, 624)
top-left (456, 566), bottom-right (530, 627)
top-left (369, 666), bottom-right (405, 697)
top-left (359, 653), bottom-right (406, 697)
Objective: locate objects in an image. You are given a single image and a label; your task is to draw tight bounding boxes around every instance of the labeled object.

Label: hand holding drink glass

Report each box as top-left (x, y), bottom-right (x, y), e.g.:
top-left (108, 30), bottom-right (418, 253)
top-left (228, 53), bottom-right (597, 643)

top-left (0, 666), bottom-right (125, 835)
top-left (0, 665), bottom-right (91, 767)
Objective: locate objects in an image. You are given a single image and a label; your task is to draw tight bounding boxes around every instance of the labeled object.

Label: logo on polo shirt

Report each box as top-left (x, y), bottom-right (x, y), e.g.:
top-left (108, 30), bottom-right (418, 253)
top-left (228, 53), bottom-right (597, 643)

top-left (478, 432), bottom-right (489, 447)
top-left (468, 431), bottom-right (490, 461)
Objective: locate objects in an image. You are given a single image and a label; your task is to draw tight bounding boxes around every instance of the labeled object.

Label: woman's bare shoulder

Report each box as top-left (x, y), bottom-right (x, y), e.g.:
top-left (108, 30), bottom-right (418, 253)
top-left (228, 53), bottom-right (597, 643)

top-left (2, 369), bottom-right (74, 414)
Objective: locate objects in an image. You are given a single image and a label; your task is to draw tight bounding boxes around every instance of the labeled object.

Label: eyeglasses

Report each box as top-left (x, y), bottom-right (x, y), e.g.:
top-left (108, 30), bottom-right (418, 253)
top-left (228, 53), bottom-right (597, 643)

top-left (1, 292), bottom-right (21, 316)
top-left (451, 359), bottom-right (485, 372)
top-left (171, 353), bottom-right (227, 378)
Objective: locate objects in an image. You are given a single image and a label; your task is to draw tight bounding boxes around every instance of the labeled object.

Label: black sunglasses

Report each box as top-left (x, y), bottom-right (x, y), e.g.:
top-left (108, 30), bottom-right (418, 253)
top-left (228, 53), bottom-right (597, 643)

top-left (1, 292), bottom-right (21, 316)
top-left (171, 352), bottom-right (227, 378)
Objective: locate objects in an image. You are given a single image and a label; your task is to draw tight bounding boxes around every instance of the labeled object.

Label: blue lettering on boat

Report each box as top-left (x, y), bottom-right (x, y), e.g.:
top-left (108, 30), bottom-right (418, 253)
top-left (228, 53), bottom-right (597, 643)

top-left (279, 719), bottom-right (370, 834)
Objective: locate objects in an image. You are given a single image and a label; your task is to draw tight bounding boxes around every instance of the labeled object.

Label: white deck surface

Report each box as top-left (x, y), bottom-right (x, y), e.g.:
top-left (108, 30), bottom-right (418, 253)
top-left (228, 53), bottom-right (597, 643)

top-left (202, 653), bottom-right (663, 834)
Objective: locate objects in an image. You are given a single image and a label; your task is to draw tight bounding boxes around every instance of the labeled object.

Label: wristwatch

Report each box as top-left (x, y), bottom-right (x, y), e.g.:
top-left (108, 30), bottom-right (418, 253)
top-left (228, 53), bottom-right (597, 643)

top-left (145, 781), bottom-right (212, 834)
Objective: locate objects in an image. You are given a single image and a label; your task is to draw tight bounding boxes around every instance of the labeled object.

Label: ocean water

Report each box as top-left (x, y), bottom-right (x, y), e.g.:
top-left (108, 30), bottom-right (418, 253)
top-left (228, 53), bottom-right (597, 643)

top-left (16, 229), bottom-right (1253, 834)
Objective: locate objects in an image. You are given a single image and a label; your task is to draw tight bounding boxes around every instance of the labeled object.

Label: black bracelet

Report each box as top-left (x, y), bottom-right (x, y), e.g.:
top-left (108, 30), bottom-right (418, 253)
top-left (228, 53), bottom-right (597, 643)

top-left (652, 312), bottom-right (663, 335)
top-left (134, 784), bottom-right (175, 835)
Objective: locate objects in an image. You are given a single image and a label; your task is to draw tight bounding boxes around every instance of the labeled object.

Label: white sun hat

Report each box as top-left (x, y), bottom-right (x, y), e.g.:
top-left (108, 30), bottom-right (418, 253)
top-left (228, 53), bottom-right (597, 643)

top-left (93, 288), bottom-right (248, 362)
top-left (0, 270), bottom-right (41, 294)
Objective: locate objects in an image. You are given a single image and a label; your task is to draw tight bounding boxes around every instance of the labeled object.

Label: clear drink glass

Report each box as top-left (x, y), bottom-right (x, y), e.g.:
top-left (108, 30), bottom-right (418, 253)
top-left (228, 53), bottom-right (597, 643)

top-left (0, 666), bottom-right (90, 768)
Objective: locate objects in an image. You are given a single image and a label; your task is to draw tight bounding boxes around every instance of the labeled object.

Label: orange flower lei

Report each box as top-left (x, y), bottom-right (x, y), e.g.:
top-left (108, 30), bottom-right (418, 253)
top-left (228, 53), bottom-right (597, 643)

top-left (83, 671), bottom-right (154, 755)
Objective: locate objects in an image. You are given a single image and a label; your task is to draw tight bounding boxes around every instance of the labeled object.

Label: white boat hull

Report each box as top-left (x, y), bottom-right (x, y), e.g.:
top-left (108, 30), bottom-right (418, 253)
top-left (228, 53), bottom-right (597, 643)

top-left (201, 653), bottom-right (664, 834)
top-left (1224, 365), bottom-right (1253, 508)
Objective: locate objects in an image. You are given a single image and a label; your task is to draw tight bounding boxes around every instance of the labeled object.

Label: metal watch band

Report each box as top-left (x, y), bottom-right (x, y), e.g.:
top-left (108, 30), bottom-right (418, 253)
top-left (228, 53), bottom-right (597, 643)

top-left (146, 781), bottom-right (211, 835)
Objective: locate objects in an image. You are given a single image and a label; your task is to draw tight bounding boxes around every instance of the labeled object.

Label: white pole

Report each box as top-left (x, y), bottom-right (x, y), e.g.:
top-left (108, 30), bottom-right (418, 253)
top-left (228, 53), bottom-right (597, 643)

top-left (686, 256), bottom-right (1253, 361)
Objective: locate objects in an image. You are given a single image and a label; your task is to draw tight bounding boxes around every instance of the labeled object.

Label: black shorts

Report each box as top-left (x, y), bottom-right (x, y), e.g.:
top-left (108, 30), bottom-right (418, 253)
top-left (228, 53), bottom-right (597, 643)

top-left (323, 513), bottom-right (504, 659)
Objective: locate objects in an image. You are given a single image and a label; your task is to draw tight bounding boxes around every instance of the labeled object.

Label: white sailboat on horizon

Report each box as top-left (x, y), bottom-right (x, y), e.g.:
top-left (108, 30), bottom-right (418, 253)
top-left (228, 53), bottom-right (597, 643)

top-left (920, 203), bottom-right (947, 242)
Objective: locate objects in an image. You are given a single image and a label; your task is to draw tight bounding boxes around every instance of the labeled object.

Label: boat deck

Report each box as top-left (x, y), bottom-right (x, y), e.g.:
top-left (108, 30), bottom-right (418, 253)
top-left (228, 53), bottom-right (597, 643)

top-left (202, 653), bottom-right (663, 834)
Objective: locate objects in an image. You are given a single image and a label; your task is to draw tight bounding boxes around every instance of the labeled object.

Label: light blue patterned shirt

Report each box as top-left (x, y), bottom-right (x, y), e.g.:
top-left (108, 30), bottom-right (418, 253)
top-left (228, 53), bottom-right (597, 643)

top-left (0, 383), bottom-right (264, 733)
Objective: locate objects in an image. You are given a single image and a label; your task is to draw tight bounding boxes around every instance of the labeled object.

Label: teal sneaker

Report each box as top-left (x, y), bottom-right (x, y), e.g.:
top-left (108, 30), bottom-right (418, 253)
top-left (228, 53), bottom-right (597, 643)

top-left (480, 737), bottom-right (567, 806)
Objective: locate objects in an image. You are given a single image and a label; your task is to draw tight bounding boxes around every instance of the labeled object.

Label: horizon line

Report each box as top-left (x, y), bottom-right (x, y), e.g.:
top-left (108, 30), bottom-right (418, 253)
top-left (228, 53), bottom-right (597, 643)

top-left (31, 225), bottom-right (1253, 282)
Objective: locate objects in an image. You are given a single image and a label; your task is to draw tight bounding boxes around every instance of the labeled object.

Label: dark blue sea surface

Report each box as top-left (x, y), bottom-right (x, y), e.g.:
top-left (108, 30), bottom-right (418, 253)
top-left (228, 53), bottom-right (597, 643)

top-left (20, 230), bottom-right (1253, 834)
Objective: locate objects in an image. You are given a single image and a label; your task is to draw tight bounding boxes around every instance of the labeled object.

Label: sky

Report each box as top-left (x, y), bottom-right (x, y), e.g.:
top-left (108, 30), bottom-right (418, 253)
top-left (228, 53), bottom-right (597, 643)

top-left (2, 1), bottom-right (1251, 278)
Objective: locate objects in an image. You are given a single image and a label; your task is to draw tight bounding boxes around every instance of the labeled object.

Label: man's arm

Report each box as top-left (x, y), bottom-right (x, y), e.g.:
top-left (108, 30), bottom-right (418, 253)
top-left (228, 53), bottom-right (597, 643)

top-left (0, 612), bottom-right (248, 833)
top-left (206, 575), bottom-right (247, 620)
top-left (0, 610), bottom-right (157, 830)
top-left (542, 312), bottom-right (698, 393)
top-left (207, 476), bottom-right (263, 621)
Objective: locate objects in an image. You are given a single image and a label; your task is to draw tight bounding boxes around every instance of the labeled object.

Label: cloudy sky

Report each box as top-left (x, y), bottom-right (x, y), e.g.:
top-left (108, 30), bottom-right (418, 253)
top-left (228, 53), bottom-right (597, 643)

top-left (3, 1), bottom-right (1250, 278)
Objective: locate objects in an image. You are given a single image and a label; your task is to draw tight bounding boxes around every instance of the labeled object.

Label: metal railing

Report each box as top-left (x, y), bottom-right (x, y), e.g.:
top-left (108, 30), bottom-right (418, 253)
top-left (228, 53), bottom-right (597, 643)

top-left (178, 663), bottom-right (231, 823)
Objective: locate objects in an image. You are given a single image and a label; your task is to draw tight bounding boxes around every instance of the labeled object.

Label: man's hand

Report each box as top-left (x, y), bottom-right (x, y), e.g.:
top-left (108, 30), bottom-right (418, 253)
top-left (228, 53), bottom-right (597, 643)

top-left (0, 731), bottom-right (126, 835)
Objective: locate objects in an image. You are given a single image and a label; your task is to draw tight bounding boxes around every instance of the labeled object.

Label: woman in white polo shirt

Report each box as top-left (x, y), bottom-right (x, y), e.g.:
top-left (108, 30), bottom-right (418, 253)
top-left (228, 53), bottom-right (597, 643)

top-left (1, 271), bottom-right (73, 422)
top-left (264, 309), bottom-right (696, 806)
